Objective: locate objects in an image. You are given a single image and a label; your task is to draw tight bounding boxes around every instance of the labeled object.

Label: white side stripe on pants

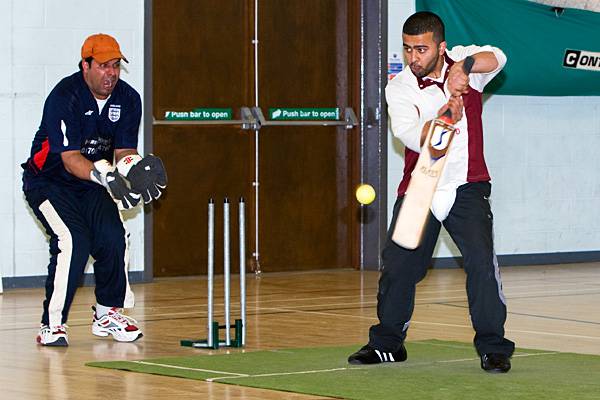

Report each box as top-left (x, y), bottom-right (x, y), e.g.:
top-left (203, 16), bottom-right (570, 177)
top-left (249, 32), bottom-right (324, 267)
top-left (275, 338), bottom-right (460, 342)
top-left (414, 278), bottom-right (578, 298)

top-left (118, 212), bottom-right (135, 308)
top-left (39, 200), bottom-right (73, 328)
top-left (493, 251), bottom-right (507, 306)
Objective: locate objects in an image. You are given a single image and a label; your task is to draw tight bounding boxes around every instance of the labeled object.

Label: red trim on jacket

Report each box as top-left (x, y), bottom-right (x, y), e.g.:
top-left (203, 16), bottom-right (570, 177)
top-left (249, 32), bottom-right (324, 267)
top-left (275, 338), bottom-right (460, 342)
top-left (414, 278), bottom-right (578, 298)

top-left (32, 138), bottom-right (50, 171)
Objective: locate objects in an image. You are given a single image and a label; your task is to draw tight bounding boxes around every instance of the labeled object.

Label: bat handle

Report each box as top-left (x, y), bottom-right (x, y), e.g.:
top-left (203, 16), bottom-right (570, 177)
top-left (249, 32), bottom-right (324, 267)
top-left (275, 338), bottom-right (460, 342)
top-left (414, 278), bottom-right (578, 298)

top-left (441, 56), bottom-right (475, 120)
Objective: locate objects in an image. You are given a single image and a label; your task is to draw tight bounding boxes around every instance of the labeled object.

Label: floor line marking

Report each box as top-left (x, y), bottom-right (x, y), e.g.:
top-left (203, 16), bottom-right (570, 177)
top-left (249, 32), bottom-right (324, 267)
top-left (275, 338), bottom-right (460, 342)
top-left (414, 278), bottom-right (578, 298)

top-left (437, 352), bottom-right (559, 364)
top-left (130, 361), bottom-right (248, 376)
top-left (4, 285), bottom-right (600, 317)
top-left (207, 351), bottom-right (561, 382)
top-left (257, 306), bottom-right (600, 341)
top-left (207, 367), bottom-right (348, 382)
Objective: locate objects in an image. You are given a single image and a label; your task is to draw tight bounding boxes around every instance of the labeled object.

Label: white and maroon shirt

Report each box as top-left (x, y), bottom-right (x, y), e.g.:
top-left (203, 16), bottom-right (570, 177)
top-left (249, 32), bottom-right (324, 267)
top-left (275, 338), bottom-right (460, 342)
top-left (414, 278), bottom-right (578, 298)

top-left (386, 45), bottom-right (506, 221)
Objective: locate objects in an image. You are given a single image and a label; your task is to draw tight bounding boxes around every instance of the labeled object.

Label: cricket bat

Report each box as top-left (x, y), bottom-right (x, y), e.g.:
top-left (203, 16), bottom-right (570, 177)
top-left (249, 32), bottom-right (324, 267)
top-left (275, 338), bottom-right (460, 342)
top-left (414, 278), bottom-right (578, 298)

top-left (391, 56), bottom-right (474, 249)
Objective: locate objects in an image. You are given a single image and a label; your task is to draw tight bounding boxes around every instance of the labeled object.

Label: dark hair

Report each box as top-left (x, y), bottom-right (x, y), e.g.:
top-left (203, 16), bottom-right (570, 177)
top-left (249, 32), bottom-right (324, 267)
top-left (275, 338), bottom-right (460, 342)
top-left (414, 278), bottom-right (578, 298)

top-left (78, 57), bottom-right (94, 71)
top-left (403, 11), bottom-right (445, 44)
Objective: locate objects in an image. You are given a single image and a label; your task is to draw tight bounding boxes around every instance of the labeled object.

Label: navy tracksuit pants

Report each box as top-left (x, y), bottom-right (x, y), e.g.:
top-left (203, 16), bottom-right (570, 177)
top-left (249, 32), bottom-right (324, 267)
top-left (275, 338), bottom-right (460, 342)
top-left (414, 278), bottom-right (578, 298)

top-left (24, 184), bottom-right (133, 327)
top-left (369, 182), bottom-right (515, 357)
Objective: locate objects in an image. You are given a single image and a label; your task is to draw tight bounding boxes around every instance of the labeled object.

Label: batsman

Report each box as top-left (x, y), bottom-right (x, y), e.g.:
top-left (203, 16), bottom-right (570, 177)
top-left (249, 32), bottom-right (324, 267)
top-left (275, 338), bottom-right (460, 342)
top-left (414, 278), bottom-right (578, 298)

top-left (21, 33), bottom-right (167, 346)
top-left (348, 11), bottom-right (515, 372)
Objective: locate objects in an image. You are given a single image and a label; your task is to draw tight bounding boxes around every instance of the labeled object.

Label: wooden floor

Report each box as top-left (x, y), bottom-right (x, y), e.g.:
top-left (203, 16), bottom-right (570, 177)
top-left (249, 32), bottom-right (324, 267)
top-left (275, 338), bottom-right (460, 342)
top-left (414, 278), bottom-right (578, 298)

top-left (1, 263), bottom-right (599, 399)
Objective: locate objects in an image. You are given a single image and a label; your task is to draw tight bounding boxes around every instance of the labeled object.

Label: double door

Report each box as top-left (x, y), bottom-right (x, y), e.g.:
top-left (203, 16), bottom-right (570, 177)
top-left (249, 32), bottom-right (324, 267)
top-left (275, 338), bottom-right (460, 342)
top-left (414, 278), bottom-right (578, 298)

top-left (152, 0), bottom-right (360, 276)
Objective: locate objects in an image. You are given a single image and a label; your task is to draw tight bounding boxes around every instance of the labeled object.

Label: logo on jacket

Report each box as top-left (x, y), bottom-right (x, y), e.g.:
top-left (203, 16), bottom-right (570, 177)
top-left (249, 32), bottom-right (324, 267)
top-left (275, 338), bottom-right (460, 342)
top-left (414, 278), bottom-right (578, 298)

top-left (108, 104), bottom-right (121, 122)
top-left (81, 137), bottom-right (113, 156)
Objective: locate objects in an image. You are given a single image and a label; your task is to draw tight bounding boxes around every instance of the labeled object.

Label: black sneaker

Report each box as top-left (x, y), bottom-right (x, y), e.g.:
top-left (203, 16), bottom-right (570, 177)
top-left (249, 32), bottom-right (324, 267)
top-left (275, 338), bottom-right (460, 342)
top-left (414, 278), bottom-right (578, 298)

top-left (348, 344), bottom-right (407, 365)
top-left (480, 353), bottom-right (511, 373)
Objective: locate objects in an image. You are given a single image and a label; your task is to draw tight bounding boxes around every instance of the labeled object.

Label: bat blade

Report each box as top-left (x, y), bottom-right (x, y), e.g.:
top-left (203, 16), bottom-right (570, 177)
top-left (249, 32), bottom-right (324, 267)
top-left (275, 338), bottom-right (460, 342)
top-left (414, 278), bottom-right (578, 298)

top-left (391, 119), bottom-right (456, 249)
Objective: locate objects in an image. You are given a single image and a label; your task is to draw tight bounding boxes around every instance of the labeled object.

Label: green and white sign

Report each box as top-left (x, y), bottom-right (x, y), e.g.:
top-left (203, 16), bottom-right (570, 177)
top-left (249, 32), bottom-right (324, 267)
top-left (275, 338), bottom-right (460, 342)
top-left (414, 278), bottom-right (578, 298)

top-left (164, 108), bottom-right (233, 120)
top-left (269, 107), bottom-right (340, 121)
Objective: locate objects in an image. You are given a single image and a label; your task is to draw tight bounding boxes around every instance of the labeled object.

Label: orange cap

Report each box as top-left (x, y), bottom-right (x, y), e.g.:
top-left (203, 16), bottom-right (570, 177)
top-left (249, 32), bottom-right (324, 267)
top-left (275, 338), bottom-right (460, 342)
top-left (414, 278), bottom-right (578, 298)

top-left (81, 33), bottom-right (129, 64)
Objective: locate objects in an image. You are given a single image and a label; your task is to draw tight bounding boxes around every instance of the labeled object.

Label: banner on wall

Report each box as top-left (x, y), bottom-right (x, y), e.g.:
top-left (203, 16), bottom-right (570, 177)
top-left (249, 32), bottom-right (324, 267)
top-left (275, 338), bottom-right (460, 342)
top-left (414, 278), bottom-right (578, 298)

top-left (416, 0), bottom-right (600, 96)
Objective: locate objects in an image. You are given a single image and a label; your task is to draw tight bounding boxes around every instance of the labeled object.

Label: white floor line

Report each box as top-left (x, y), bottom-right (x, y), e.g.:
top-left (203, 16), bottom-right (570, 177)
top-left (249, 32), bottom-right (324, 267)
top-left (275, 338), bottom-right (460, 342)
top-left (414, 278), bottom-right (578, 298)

top-left (515, 351), bottom-right (560, 358)
top-left (410, 341), bottom-right (473, 350)
top-left (131, 361), bottom-right (248, 377)
top-left (5, 284), bottom-right (599, 318)
top-left (258, 305), bottom-right (600, 341)
top-left (205, 351), bottom-right (560, 382)
top-left (6, 288), bottom-right (600, 326)
top-left (206, 367), bottom-right (349, 382)
top-left (437, 351), bottom-right (559, 364)
top-left (505, 328), bottom-right (600, 341)
top-left (5, 308), bottom-right (600, 344)
top-left (5, 287), bottom-right (600, 342)
top-left (409, 341), bottom-right (562, 357)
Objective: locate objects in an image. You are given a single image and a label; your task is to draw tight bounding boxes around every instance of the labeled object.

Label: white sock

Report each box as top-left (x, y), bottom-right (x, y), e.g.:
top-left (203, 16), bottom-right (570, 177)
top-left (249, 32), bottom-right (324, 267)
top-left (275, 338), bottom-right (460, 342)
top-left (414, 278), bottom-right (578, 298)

top-left (95, 304), bottom-right (114, 317)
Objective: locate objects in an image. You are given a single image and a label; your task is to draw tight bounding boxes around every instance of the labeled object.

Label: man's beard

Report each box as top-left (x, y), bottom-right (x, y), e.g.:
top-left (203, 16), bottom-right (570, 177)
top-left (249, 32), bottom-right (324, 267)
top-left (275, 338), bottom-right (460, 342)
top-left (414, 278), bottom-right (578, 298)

top-left (410, 57), bottom-right (438, 78)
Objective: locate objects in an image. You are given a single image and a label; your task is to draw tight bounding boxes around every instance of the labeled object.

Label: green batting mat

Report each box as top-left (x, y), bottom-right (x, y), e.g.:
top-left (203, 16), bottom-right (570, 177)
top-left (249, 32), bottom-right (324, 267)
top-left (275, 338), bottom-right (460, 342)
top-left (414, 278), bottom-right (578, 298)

top-left (87, 340), bottom-right (600, 400)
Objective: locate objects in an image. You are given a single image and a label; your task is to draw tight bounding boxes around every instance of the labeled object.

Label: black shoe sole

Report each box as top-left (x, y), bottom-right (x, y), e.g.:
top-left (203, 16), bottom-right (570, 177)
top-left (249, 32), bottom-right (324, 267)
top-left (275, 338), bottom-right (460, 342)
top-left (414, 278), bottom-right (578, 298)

top-left (348, 358), bottom-right (372, 365)
top-left (482, 366), bottom-right (511, 373)
top-left (40, 337), bottom-right (68, 347)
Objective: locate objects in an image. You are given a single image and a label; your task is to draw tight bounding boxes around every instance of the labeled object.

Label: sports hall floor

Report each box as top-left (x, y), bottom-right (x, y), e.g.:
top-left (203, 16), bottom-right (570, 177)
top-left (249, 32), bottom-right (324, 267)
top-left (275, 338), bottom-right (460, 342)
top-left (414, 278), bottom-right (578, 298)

top-left (0, 262), bottom-right (598, 399)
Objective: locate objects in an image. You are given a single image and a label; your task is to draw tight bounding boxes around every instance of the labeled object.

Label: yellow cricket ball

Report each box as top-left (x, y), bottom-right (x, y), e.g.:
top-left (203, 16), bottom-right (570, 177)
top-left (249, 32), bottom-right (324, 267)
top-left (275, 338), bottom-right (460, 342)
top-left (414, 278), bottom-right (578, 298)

top-left (355, 184), bottom-right (376, 205)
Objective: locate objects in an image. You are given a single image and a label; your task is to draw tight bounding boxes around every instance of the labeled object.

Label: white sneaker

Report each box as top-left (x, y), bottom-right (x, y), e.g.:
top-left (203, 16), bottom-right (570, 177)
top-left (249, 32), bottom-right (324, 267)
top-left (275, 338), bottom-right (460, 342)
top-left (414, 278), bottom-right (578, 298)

top-left (36, 324), bottom-right (69, 346)
top-left (92, 306), bottom-right (143, 342)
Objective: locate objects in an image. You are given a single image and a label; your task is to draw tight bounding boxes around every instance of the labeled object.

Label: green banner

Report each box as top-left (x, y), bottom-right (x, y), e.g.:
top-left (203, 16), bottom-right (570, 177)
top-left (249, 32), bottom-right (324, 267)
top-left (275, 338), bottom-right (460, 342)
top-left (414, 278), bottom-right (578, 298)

top-left (164, 108), bottom-right (233, 120)
top-left (416, 0), bottom-right (600, 96)
top-left (269, 108), bottom-right (340, 120)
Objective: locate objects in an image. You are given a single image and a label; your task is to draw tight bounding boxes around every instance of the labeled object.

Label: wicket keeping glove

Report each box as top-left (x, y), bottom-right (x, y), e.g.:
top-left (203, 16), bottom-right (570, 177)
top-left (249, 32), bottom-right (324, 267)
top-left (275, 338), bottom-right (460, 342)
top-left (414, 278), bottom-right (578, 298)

top-left (90, 159), bottom-right (141, 210)
top-left (117, 154), bottom-right (168, 204)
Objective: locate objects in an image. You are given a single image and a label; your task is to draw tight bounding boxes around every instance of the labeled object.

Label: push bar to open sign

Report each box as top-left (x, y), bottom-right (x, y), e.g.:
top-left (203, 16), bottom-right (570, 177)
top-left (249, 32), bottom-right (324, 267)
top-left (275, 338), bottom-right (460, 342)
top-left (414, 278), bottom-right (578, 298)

top-left (153, 107), bottom-right (357, 130)
top-left (153, 107), bottom-right (258, 129)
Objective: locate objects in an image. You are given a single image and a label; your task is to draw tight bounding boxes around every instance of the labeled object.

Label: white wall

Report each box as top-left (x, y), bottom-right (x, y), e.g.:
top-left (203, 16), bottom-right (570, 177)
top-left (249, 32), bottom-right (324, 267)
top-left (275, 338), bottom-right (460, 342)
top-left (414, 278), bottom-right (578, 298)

top-left (0, 0), bottom-right (145, 279)
top-left (388, 0), bottom-right (600, 258)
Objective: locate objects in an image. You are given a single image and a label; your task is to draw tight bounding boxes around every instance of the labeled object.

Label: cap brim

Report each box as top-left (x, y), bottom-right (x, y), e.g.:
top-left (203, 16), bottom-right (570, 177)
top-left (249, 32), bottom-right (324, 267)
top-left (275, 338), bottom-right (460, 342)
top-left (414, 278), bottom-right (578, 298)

top-left (92, 51), bottom-right (129, 64)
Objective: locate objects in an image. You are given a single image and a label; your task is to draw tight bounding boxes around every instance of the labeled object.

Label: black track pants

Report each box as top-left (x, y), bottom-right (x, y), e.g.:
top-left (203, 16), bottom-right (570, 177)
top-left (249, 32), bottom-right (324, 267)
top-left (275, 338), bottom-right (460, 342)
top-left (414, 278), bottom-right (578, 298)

top-left (369, 182), bottom-right (515, 357)
top-left (24, 184), bottom-right (133, 327)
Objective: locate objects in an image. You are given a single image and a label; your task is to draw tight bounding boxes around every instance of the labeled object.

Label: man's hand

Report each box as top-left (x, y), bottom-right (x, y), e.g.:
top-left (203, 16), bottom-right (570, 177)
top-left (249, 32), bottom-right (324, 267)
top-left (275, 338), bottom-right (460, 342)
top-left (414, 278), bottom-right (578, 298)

top-left (90, 160), bottom-right (141, 209)
top-left (438, 96), bottom-right (464, 124)
top-left (447, 60), bottom-right (470, 97)
top-left (420, 96), bottom-right (464, 146)
top-left (117, 154), bottom-right (168, 204)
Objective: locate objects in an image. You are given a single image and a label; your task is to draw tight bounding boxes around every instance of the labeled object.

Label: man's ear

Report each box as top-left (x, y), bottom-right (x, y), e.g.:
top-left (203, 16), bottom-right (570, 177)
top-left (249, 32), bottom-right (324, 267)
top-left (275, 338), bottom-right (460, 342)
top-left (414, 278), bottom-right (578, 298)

top-left (82, 59), bottom-right (91, 73)
top-left (439, 41), bottom-right (447, 55)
